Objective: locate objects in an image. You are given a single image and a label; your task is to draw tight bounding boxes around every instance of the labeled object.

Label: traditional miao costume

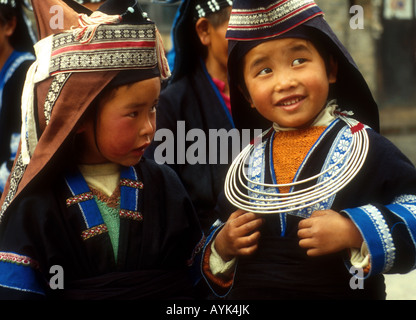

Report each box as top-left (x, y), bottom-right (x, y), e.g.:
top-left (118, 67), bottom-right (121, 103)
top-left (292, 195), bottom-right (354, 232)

top-left (0, 0), bottom-right (204, 299)
top-left (202, 0), bottom-right (416, 300)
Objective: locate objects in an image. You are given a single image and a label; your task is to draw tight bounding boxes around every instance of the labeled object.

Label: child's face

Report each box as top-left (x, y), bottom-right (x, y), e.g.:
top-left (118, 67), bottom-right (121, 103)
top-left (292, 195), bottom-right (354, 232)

top-left (209, 17), bottom-right (229, 73)
top-left (79, 77), bottom-right (160, 166)
top-left (196, 7), bottom-right (231, 73)
top-left (243, 38), bottom-right (337, 129)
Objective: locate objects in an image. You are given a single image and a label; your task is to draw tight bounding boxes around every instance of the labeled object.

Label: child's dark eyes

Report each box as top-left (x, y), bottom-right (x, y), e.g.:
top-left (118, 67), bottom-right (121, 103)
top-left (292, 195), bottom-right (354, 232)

top-left (126, 103), bottom-right (157, 118)
top-left (292, 58), bottom-right (307, 66)
top-left (256, 58), bottom-right (307, 76)
top-left (257, 67), bottom-right (272, 76)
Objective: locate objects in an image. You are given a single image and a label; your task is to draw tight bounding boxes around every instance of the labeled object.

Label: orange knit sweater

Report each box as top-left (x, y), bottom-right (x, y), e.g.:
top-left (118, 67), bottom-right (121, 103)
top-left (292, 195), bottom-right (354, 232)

top-left (273, 126), bottom-right (326, 194)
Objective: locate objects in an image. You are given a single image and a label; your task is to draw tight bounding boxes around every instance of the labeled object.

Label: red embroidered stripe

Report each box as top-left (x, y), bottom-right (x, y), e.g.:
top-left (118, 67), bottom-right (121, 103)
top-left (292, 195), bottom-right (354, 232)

top-left (120, 179), bottom-right (144, 189)
top-left (81, 224), bottom-right (108, 241)
top-left (66, 192), bottom-right (94, 207)
top-left (230, 2), bottom-right (316, 29)
top-left (119, 209), bottom-right (143, 221)
top-left (0, 252), bottom-right (39, 269)
top-left (51, 40), bottom-right (156, 56)
top-left (227, 14), bottom-right (323, 41)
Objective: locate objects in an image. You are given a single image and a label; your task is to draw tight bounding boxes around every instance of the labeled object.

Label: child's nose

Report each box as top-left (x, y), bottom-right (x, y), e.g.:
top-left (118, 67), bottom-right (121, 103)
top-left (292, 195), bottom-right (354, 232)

top-left (273, 73), bottom-right (297, 92)
top-left (140, 115), bottom-right (155, 137)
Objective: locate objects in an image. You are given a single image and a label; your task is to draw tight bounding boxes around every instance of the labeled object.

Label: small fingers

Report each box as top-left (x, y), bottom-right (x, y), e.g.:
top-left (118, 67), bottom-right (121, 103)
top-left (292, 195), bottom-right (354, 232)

top-left (297, 227), bottom-right (311, 240)
top-left (298, 218), bottom-right (312, 230)
top-left (230, 212), bottom-right (264, 235)
top-left (235, 231), bottom-right (261, 256)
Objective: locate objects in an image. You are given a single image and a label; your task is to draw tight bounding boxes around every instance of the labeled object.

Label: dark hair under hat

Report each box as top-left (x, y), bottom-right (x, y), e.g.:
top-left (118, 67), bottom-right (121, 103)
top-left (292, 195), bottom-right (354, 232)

top-left (0, 0), bottom-right (35, 53)
top-left (227, 0), bottom-right (380, 133)
top-left (169, 0), bottom-right (233, 82)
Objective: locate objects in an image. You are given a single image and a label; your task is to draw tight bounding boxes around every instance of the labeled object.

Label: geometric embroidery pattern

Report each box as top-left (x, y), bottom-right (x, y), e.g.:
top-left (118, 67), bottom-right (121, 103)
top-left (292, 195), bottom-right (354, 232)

top-left (0, 252), bottom-right (39, 269)
top-left (66, 192), bottom-right (94, 207)
top-left (44, 73), bottom-right (71, 125)
top-left (119, 209), bottom-right (143, 221)
top-left (120, 179), bottom-right (143, 189)
top-left (227, 0), bottom-right (321, 34)
top-left (81, 224), bottom-right (108, 241)
top-left (0, 154), bottom-right (26, 220)
top-left (50, 24), bottom-right (157, 75)
top-left (362, 204), bottom-right (396, 273)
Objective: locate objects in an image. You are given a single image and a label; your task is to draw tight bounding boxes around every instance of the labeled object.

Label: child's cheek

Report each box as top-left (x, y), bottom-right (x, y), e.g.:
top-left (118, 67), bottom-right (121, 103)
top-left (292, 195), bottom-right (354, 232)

top-left (106, 121), bottom-right (138, 155)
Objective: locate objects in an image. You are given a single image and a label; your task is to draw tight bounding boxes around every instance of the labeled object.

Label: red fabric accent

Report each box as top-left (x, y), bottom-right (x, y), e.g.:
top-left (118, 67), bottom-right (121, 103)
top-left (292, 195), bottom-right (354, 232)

top-left (52, 40), bottom-right (155, 56)
top-left (212, 77), bottom-right (231, 114)
top-left (351, 122), bottom-right (365, 134)
top-left (202, 243), bottom-right (234, 290)
top-left (230, 3), bottom-right (318, 30)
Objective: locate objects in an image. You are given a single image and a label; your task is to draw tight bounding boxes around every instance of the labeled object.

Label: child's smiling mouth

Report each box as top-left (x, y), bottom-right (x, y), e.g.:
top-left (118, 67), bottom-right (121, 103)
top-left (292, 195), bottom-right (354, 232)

top-left (276, 95), bottom-right (306, 110)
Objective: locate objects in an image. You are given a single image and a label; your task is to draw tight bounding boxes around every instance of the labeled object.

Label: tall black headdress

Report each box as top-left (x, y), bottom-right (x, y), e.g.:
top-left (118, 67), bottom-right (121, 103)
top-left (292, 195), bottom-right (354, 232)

top-left (227, 0), bottom-right (380, 133)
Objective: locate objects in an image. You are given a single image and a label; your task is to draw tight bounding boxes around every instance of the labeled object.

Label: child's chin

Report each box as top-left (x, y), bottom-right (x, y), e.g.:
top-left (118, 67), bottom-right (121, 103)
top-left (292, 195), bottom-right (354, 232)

top-left (115, 157), bottom-right (142, 167)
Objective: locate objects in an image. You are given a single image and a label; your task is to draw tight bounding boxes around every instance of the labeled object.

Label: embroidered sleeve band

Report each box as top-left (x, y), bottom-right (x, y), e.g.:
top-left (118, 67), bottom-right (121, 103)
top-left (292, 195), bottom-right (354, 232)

top-left (0, 252), bottom-right (45, 296)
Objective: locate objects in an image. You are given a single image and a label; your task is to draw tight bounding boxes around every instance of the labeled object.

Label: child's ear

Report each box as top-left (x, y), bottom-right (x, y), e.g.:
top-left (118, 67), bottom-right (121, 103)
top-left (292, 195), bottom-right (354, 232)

top-left (4, 16), bottom-right (17, 37)
top-left (328, 55), bottom-right (338, 84)
top-left (195, 18), bottom-right (211, 46)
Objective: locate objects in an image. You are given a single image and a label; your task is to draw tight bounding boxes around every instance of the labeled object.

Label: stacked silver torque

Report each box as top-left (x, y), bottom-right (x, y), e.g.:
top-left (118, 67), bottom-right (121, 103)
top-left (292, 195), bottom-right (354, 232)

top-left (224, 113), bottom-right (369, 215)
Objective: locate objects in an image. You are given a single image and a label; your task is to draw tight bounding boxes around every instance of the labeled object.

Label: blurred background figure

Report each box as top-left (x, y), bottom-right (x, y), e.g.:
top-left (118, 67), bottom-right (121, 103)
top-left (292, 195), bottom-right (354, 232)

top-left (0, 0), bottom-right (35, 194)
top-left (146, 0), bottom-right (234, 235)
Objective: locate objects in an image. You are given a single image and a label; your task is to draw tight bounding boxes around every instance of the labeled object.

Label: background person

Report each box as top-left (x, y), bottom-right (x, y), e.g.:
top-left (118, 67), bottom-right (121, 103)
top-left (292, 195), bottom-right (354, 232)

top-left (0, 0), bottom-right (35, 194)
top-left (145, 0), bottom-right (234, 235)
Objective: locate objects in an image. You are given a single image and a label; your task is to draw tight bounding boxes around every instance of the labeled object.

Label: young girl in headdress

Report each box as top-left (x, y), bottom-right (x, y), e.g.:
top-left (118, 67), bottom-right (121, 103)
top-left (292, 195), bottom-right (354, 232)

top-left (0, 0), bottom-right (204, 299)
top-left (202, 0), bottom-right (416, 300)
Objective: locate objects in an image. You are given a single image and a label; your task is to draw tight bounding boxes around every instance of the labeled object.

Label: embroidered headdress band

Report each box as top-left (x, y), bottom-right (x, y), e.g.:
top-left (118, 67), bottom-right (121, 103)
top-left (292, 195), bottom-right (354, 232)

top-left (48, 7), bottom-right (170, 78)
top-left (0, 0), bottom-right (16, 8)
top-left (195, 0), bottom-right (233, 18)
top-left (226, 0), bottom-right (323, 40)
top-left (19, 2), bottom-right (170, 165)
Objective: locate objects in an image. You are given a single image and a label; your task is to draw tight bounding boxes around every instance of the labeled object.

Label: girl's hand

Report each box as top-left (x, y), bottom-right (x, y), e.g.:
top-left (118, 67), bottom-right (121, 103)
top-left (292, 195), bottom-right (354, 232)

top-left (297, 210), bottom-right (363, 257)
top-left (215, 209), bottom-right (264, 262)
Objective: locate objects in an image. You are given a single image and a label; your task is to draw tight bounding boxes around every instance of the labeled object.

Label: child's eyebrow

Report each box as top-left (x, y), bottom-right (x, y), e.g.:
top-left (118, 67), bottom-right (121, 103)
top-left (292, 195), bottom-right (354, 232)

top-left (123, 99), bottom-right (159, 110)
top-left (287, 43), bottom-right (313, 55)
top-left (248, 42), bottom-right (313, 71)
top-left (248, 56), bottom-right (270, 71)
